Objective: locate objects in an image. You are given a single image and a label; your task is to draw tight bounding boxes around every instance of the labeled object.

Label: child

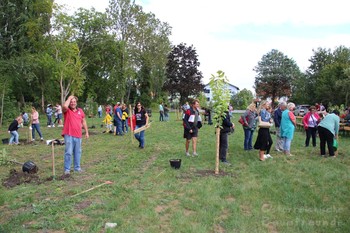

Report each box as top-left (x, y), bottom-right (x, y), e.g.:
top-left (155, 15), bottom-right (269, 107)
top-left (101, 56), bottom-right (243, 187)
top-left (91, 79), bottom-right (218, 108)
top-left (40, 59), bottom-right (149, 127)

top-left (102, 113), bottom-right (113, 133)
top-left (8, 116), bottom-right (23, 145)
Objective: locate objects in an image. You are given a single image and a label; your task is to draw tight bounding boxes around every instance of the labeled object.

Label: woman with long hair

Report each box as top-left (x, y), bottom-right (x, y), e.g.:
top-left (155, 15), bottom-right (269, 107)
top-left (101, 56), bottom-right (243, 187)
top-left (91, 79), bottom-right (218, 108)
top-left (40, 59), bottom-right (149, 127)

top-left (242, 103), bottom-right (257, 151)
top-left (31, 107), bottom-right (44, 141)
top-left (254, 101), bottom-right (273, 161)
top-left (134, 102), bottom-right (149, 149)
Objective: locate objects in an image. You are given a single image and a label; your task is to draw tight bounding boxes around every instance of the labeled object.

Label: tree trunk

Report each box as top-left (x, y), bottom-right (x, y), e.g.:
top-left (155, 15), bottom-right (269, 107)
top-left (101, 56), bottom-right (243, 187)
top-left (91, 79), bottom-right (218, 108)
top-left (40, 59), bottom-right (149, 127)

top-left (41, 90), bottom-right (45, 113)
top-left (215, 127), bottom-right (220, 174)
top-left (0, 85), bottom-right (5, 127)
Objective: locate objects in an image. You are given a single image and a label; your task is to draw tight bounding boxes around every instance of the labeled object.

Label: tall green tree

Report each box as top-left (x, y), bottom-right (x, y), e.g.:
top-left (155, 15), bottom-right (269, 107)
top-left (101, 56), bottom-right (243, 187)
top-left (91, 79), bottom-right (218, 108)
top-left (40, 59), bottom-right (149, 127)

top-left (254, 49), bottom-right (302, 107)
top-left (50, 9), bottom-right (85, 104)
top-left (0, 0), bottom-right (53, 115)
top-left (107, 0), bottom-right (141, 103)
top-left (231, 88), bottom-right (254, 110)
top-left (107, 0), bottom-right (171, 103)
top-left (70, 8), bottom-right (122, 104)
top-left (305, 46), bottom-right (350, 106)
top-left (164, 43), bottom-right (204, 104)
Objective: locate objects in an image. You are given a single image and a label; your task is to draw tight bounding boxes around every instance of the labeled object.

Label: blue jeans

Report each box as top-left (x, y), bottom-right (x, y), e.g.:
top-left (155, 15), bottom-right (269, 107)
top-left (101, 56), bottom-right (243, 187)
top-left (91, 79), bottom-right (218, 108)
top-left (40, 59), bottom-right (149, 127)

top-left (283, 138), bottom-right (292, 153)
top-left (244, 128), bottom-right (254, 150)
top-left (47, 114), bottom-right (52, 126)
top-left (116, 120), bottom-right (123, 135)
top-left (32, 124), bottom-right (43, 139)
top-left (64, 135), bottom-right (82, 172)
top-left (9, 131), bottom-right (19, 144)
top-left (122, 120), bottom-right (128, 133)
top-left (134, 125), bottom-right (145, 148)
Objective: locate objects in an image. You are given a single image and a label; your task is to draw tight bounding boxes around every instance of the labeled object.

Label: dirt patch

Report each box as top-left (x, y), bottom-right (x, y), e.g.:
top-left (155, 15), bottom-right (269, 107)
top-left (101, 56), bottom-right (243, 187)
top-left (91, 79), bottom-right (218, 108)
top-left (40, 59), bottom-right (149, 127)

top-left (2, 169), bottom-right (41, 188)
top-left (75, 200), bottom-right (92, 210)
top-left (2, 169), bottom-right (74, 188)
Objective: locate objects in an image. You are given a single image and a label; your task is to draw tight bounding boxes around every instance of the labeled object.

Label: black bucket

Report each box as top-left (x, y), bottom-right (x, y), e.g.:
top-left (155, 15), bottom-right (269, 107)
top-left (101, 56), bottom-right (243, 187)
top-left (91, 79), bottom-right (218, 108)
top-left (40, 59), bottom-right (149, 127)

top-left (169, 159), bottom-right (181, 169)
top-left (2, 138), bottom-right (9, 144)
top-left (22, 161), bottom-right (39, 174)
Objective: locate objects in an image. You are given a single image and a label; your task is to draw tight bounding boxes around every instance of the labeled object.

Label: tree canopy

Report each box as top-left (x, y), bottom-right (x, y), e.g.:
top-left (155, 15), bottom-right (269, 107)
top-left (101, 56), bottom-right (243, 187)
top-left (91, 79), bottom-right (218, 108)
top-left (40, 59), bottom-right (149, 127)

top-left (253, 49), bottom-right (302, 107)
top-left (164, 43), bottom-right (204, 104)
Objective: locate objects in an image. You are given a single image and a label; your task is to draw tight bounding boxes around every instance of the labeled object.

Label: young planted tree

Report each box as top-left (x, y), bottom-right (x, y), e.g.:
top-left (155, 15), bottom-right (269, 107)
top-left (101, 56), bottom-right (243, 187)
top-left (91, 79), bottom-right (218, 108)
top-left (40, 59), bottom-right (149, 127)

top-left (209, 71), bottom-right (231, 174)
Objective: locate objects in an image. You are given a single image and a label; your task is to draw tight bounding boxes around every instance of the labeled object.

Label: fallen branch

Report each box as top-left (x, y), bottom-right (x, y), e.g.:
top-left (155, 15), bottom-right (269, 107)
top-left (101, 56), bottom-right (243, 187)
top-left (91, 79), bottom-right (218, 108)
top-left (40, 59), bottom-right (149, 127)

top-left (71, 181), bottom-right (113, 198)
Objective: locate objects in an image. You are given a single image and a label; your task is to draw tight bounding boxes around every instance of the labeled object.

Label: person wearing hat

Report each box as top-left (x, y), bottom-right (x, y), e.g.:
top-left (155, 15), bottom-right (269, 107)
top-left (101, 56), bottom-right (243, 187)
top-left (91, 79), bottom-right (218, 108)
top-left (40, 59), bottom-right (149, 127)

top-left (302, 106), bottom-right (320, 147)
top-left (46, 104), bottom-right (54, 127)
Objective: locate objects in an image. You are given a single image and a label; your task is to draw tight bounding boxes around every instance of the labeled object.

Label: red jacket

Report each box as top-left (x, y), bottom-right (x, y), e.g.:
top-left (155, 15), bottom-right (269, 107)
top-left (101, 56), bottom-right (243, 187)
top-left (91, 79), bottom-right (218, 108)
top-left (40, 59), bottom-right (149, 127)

top-left (302, 112), bottom-right (320, 129)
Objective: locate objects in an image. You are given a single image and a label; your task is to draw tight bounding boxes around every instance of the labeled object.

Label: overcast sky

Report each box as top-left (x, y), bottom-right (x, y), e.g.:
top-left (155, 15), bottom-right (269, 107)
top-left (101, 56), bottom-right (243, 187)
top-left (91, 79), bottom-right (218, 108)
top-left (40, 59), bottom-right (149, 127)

top-left (55, 0), bottom-right (350, 93)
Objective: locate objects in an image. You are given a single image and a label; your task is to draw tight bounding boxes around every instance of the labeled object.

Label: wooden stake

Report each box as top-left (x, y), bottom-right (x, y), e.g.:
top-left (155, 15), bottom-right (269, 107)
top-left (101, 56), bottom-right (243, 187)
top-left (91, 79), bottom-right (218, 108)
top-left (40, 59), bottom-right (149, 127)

top-left (71, 181), bottom-right (113, 197)
top-left (215, 127), bottom-right (220, 175)
top-left (133, 123), bottom-right (151, 134)
top-left (129, 104), bottom-right (134, 144)
top-left (51, 142), bottom-right (56, 179)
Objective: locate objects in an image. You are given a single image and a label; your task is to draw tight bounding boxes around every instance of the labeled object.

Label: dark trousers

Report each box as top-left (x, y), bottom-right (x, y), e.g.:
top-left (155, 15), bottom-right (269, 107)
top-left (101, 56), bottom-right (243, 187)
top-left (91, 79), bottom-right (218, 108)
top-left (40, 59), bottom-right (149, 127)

top-left (219, 132), bottom-right (228, 161)
top-left (318, 126), bottom-right (335, 156)
top-left (305, 127), bottom-right (317, 147)
top-left (159, 111), bottom-right (164, 121)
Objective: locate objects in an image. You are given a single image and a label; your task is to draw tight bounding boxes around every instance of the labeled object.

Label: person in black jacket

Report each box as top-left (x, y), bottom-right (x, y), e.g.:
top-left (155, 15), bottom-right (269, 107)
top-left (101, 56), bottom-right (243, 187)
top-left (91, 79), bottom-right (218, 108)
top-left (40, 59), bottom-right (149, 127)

top-left (183, 99), bottom-right (202, 156)
top-left (220, 111), bottom-right (235, 164)
top-left (8, 116), bottom-right (23, 145)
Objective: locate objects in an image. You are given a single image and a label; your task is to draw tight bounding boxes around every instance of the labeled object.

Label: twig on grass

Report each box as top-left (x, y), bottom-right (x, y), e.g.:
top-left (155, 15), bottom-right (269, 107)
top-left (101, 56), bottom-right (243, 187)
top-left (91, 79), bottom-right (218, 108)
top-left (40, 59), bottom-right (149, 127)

top-left (71, 181), bottom-right (113, 198)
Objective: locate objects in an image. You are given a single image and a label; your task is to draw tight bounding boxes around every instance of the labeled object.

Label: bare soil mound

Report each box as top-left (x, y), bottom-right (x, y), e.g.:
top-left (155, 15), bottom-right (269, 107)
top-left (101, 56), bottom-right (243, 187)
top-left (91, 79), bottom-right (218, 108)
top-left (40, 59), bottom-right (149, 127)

top-left (2, 169), bottom-right (41, 188)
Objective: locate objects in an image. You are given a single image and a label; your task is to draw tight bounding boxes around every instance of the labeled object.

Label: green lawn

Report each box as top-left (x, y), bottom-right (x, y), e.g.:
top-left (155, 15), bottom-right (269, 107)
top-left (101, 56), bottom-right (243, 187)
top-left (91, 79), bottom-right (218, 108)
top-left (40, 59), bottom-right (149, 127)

top-left (0, 113), bottom-right (349, 233)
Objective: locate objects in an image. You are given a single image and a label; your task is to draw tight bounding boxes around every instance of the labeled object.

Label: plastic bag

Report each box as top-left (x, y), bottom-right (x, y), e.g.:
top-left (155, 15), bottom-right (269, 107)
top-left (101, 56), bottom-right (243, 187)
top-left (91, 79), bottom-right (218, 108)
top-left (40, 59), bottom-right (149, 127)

top-left (333, 139), bottom-right (338, 151)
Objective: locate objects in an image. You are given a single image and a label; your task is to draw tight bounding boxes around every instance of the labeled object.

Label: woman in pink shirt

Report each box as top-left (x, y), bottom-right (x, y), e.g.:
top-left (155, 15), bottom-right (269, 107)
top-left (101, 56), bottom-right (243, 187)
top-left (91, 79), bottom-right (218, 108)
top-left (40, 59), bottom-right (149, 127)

top-left (302, 106), bottom-right (320, 147)
top-left (31, 107), bottom-right (43, 141)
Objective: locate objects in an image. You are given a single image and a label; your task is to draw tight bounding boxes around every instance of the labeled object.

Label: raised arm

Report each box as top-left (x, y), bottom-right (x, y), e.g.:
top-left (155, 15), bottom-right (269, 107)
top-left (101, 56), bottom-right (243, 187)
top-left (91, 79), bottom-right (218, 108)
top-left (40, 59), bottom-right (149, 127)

top-left (63, 96), bottom-right (75, 113)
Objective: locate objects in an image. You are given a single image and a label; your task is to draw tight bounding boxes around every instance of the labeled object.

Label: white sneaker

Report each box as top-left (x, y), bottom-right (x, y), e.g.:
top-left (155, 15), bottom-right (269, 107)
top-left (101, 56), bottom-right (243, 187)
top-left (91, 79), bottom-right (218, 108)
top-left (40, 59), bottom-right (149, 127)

top-left (264, 154), bottom-right (268, 159)
top-left (266, 154), bottom-right (273, 158)
top-left (193, 152), bottom-right (198, 157)
top-left (52, 125), bottom-right (55, 127)
top-left (48, 125), bottom-right (51, 128)
top-left (185, 152), bottom-right (190, 157)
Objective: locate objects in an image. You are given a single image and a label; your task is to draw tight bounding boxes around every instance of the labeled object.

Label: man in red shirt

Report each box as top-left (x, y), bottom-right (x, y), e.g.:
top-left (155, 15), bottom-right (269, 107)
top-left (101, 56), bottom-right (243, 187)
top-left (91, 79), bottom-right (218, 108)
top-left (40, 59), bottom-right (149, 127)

top-left (62, 96), bottom-right (89, 175)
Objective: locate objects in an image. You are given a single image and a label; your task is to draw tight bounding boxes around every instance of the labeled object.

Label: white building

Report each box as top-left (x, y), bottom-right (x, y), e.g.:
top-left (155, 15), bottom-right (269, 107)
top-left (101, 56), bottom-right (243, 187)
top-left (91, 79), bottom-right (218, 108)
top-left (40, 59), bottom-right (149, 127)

top-left (203, 83), bottom-right (240, 102)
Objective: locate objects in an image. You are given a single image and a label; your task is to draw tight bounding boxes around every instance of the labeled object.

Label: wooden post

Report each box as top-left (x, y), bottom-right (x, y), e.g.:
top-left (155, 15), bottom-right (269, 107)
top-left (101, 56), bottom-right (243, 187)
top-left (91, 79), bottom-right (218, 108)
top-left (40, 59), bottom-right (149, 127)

top-left (129, 105), bottom-right (134, 144)
top-left (28, 113), bottom-right (32, 142)
top-left (215, 127), bottom-right (220, 174)
top-left (51, 142), bottom-right (56, 179)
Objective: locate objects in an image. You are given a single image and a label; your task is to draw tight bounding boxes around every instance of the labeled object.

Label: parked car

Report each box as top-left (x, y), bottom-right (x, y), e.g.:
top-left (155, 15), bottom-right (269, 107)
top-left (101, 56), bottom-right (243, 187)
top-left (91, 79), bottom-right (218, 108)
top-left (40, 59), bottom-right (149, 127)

top-left (294, 104), bottom-right (310, 116)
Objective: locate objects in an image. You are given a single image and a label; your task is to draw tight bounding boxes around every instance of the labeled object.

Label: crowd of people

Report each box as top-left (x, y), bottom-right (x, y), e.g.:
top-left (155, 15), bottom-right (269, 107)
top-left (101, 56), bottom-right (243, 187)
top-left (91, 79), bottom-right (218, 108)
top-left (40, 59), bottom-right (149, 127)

top-left (240, 101), bottom-right (341, 161)
top-left (5, 97), bottom-right (345, 174)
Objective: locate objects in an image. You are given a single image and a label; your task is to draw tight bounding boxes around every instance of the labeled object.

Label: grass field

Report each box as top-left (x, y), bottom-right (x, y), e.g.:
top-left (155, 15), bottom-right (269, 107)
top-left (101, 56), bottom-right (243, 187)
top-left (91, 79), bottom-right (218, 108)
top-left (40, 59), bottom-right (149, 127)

top-left (0, 112), bottom-right (349, 233)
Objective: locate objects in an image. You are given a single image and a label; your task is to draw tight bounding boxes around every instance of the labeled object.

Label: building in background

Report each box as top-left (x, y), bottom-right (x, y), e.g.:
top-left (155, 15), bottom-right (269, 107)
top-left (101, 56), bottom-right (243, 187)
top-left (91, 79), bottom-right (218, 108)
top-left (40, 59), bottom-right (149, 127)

top-left (203, 83), bottom-right (240, 102)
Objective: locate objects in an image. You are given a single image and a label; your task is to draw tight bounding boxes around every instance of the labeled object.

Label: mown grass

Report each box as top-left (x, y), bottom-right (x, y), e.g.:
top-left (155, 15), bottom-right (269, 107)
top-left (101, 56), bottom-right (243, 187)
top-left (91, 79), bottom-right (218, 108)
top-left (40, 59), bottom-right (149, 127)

top-left (0, 112), bottom-right (349, 233)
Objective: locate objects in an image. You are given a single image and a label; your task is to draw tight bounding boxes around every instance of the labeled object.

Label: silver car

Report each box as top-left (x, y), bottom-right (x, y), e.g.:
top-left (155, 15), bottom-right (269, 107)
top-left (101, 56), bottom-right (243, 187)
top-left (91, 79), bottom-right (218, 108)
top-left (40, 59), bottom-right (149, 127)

top-left (294, 105), bottom-right (310, 116)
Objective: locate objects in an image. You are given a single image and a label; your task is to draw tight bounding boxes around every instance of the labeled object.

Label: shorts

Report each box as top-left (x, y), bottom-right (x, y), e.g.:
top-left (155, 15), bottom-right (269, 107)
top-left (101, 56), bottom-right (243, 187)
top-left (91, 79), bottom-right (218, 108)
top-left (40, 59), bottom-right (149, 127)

top-left (57, 113), bottom-right (62, 119)
top-left (184, 128), bottom-right (198, 140)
